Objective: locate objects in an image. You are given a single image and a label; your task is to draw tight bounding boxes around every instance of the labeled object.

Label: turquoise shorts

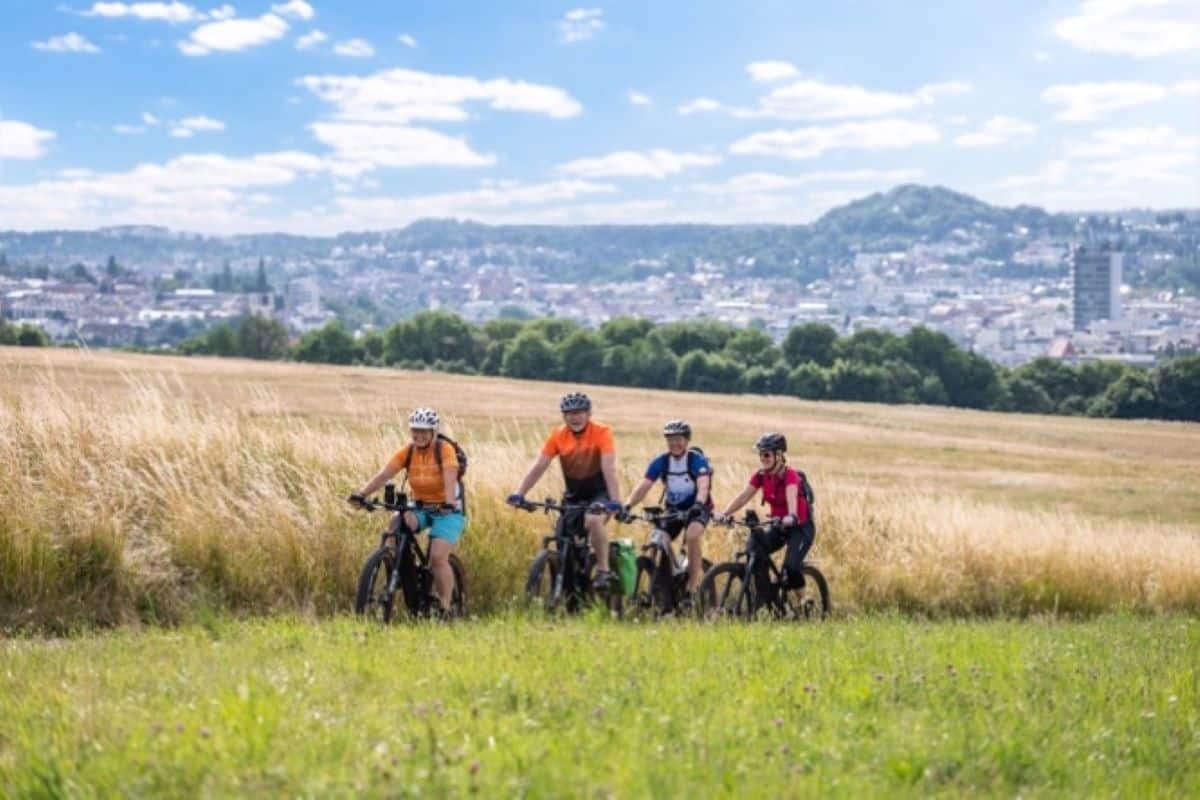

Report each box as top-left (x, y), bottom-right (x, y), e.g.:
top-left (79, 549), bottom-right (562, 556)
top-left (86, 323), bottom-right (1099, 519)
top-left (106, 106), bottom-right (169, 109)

top-left (412, 509), bottom-right (467, 545)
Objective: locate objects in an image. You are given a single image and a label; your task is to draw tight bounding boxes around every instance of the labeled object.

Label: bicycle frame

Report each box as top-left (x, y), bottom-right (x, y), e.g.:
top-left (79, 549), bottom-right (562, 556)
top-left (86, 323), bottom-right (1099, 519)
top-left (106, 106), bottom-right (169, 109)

top-left (522, 498), bottom-right (605, 609)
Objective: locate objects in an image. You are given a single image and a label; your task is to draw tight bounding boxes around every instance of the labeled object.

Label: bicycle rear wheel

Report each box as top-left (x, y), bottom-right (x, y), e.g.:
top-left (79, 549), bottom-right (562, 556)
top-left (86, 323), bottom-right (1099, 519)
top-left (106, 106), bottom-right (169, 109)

top-left (630, 555), bottom-right (657, 618)
top-left (779, 564), bottom-right (830, 620)
top-left (524, 549), bottom-right (561, 612)
top-left (354, 547), bottom-right (397, 623)
top-left (697, 562), bottom-right (751, 620)
top-left (447, 554), bottom-right (468, 618)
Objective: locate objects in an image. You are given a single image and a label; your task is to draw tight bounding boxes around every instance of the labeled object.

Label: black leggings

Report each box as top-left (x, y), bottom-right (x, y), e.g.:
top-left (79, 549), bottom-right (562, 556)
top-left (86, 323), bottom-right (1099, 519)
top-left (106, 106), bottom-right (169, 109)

top-left (750, 521), bottom-right (815, 593)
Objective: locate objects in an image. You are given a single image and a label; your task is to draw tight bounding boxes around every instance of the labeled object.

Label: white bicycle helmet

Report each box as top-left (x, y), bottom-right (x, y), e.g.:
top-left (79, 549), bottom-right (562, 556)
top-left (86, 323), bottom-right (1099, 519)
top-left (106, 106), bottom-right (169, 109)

top-left (408, 407), bottom-right (440, 430)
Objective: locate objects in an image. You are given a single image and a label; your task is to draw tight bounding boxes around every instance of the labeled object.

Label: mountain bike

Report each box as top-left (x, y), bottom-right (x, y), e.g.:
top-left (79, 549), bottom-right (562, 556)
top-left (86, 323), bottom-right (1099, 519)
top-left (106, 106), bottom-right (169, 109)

top-left (698, 511), bottom-right (828, 621)
top-left (350, 484), bottom-right (467, 622)
top-left (623, 506), bottom-right (713, 617)
top-left (519, 498), bottom-right (624, 615)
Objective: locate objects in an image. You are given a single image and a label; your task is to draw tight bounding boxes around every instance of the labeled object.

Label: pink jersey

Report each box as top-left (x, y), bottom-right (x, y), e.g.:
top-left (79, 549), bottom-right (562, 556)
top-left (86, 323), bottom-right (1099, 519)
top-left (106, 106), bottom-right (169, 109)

top-left (749, 467), bottom-right (809, 523)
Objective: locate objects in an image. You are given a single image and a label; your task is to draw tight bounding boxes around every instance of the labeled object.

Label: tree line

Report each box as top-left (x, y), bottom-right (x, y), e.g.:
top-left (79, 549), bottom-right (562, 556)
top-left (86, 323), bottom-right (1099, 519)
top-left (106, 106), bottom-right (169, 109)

top-left (174, 312), bottom-right (1200, 423)
top-left (0, 319), bottom-right (50, 347)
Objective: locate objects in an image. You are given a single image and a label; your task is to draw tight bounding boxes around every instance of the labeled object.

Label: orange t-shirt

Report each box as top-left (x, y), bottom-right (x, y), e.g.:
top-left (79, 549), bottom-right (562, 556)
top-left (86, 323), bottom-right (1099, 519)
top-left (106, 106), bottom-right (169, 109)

top-left (387, 440), bottom-right (458, 504)
top-left (540, 421), bottom-right (615, 498)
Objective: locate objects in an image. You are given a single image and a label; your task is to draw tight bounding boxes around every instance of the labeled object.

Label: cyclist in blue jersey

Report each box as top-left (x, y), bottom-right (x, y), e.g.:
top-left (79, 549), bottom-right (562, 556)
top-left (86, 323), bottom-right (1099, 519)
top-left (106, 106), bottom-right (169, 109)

top-left (621, 420), bottom-right (713, 595)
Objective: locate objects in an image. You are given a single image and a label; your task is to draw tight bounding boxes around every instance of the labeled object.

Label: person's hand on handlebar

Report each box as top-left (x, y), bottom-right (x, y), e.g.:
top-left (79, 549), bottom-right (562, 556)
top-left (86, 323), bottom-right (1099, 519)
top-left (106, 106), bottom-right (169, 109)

top-left (506, 493), bottom-right (526, 508)
top-left (602, 499), bottom-right (622, 516)
top-left (616, 505), bottom-right (636, 524)
top-left (712, 511), bottom-right (732, 525)
top-left (347, 493), bottom-right (370, 508)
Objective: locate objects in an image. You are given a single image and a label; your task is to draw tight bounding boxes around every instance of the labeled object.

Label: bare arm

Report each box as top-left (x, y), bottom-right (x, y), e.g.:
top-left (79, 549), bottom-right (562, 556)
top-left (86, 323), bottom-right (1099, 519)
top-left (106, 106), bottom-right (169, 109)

top-left (694, 474), bottom-right (711, 506)
top-left (356, 463), bottom-right (400, 498)
top-left (514, 454), bottom-right (553, 496)
top-left (720, 485), bottom-right (757, 517)
top-left (443, 464), bottom-right (459, 508)
top-left (601, 452), bottom-right (621, 502)
top-left (624, 477), bottom-right (655, 509)
top-left (784, 483), bottom-right (799, 519)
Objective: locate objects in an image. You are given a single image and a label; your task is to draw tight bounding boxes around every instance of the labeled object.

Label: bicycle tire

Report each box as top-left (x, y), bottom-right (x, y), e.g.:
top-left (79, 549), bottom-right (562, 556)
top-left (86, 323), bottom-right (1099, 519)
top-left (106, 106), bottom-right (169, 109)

top-left (447, 553), bottom-right (468, 618)
top-left (524, 549), bottom-right (561, 612)
top-left (779, 564), bottom-right (829, 621)
top-left (354, 547), bottom-right (398, 623)
top-left (697, 561), bottom-right (752, 620)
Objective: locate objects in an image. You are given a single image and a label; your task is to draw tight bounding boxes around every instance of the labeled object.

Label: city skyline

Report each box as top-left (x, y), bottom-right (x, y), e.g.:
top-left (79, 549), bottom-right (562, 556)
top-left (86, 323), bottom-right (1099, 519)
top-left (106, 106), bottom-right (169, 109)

top-left (1, 0), bottom-right (1198, 234)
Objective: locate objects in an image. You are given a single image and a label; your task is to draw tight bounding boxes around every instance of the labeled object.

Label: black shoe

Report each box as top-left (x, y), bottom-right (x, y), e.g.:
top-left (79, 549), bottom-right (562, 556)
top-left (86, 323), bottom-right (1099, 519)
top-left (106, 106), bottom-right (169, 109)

top-left (592, 570), bottom-right (613, 592)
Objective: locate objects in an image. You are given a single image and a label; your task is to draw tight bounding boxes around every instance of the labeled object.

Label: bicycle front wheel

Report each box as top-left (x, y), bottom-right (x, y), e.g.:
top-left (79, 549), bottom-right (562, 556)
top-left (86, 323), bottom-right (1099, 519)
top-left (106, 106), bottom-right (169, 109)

top-left (355, 547), bottom-right (398, 623)
top-left (524, 549), bottom-right (561, 612)
top-left (697, 561), bottom-right (751, 620)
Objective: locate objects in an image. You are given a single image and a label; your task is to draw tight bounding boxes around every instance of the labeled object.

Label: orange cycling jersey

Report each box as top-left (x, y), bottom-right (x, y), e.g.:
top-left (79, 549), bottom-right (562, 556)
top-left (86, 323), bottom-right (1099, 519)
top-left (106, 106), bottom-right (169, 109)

top-left (540, 421), bottom-right (615, 498)
top-left (387, 440), bottom-right (458, 505)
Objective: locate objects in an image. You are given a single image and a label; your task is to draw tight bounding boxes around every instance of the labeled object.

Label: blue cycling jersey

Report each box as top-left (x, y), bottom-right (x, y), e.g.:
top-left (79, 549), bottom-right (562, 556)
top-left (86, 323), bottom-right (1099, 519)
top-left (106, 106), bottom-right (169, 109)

top-left (644, 450), bottom-right (712, 509)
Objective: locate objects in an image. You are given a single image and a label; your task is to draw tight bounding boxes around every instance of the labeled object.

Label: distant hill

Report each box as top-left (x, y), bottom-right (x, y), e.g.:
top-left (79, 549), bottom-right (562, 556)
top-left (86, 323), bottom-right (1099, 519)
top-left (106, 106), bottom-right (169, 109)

top-left (0, 185), bottom-right (1181, 281)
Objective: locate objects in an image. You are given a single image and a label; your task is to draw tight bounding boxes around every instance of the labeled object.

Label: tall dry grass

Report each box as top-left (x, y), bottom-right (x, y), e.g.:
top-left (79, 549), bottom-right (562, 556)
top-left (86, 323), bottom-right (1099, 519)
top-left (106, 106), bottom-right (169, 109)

top-left (2, 347), bottom-right (1198, 631)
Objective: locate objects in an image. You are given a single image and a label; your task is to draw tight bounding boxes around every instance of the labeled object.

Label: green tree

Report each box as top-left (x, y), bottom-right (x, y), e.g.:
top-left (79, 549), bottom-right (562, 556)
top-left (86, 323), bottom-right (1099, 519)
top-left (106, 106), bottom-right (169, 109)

top-left (998, 375), bottom-right (1054, 414)
top-left (833, 329), bottom-right (902, 366)
top-left (295, 320), bottom-right (362, 365)
top-left (782, 323), bottom-right (838, 367)
top-left (599, 316), bottom-right (654, 347)
top-left (482, 318), bottom-right (525, 345)
top-left (788, 363), bottom-right (828, 399)
top-left (658, 320), bottom-right (736, 357)
top-left (826, 359), bottom-right (897, 402)
top-left (1151, 355), bottom-right (1200, 421)
top-left (676, 351), bottom-right (743, 394)
top-left (255, 257), bottom-right (270, 292)
top-left (206, 323), bottom-right (237, 357)
top-left (15, 324), bottom-right (50, 347)
top-left (501, 330), bottom-right (557, 379)
top-left (525, 318), bottom-right (580, 344)
top-left (723, 328), bottom-right (781, 369)
top-left (558, 330), bottom-right (606, 381)
top-left (1011, 358), bottom-right (1081, 408)
top-left (628, 337), bottom-right (679, 389)
top-left (744, 363), bottom-right (791, 395)
top-left (409, 311), bottom-right (481, 366)
top-left (1088, 372), bottom-right (1160, 419)
top-left (236, 315), bottom-right (290, 360)
top-left (601, 345), bottom-right (636, 385)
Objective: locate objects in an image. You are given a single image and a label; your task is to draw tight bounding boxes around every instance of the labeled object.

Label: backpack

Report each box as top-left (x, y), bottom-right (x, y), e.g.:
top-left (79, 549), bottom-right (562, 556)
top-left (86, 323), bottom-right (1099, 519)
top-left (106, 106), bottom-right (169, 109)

top-left (657, 447), bottom-right (715, 507)
top-left (403, 434), bottom-right (469, 508)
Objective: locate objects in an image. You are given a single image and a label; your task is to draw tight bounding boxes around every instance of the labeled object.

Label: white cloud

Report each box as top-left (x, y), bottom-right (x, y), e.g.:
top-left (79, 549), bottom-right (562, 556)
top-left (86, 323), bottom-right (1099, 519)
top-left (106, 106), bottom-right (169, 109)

top-left (559, 7), bottom-right (604, 43)
top-left (746, 60), bottom-right (799, 83)
top-left (271, 0), bottom-right (314, 20)
top-left (141, 111), bottom-right (160, 125)
top-left (208, 4), bottom-right (235, 20)
top-left (298, 67), bottom-right (582, 123)
top-left (114, 123), bottom-right (147, 134)
top-left (730, 118), bottom-right (941, 160)
top-left (627, 90), bottom-right (653, 107)
top-left (331, 179), bottom-right (618, 227)
top-left (952, 115), bottom-right (1037, 148)
top-left (32, 32), bottom-right (102, 53)
top-left (692, 169), bottom-right (926, 195)
top-left (1064, 125), bottom-right (1200, 158)
top-left (310, 122), bottom-right (495, 173)
top-left (1054, 0), bottom-right (1200, 58)
top-left (1040, 80), bottom-right (1188, 122)
top-left (0, 120), bottom-right (57, 159)
top-left (178, 13), bottom-right (289, 55)
top-left (1034, 51), bottom-right (1051, 62)
top-left (333, 38), bottom-right (375, 57)
top-left (738, 78), bottom-right (973, 120)
top-left (82, 2), bottom-right (202, 23)
top-left (295, 29), bottom-right (327, 49)
top-left (677, 97), bottom-right (722, 115)
top-left (398, 33), bottom-right (418, 48)
top-left (169, 115), bottom-right (225, 137)
top-left (557, 149), bottom-right (722, 179)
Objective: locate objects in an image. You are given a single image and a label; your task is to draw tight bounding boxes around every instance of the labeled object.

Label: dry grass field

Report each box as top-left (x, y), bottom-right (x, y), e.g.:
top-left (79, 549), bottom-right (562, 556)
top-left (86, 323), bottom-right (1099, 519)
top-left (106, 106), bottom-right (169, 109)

top-left (2, 345), bottom-right (1199, 630)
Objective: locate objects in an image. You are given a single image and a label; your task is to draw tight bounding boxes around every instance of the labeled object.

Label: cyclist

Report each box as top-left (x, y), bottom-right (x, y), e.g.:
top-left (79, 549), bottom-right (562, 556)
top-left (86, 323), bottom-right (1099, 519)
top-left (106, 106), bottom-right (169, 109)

top-left (507, 392), bottom-right (622, 589)
top-left (715, 432), bottom-right (814, 601)
top-left (349, 407), bottom-right (464, 613)
top-left (621, 419), bottom-right (712, 595)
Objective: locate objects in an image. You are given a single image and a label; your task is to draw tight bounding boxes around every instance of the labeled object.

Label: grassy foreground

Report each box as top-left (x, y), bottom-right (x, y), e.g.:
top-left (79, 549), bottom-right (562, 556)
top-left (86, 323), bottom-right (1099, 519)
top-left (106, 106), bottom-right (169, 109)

top-left (2, 616), bottom-right (1198, 797)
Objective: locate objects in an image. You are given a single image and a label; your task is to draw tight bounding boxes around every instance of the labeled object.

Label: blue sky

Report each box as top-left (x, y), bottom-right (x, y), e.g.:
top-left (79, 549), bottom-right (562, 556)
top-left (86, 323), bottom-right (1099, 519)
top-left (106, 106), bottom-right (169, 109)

top-left (1, 0), bottom-right (1197, 233)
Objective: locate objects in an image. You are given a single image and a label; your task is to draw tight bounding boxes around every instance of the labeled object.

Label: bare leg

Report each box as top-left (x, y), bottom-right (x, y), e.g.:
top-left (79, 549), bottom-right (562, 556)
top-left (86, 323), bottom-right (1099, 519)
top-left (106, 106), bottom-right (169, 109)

top-left (428, 537), bottom-right (455, 611)
top-left (586, 513), bottom-right (610, 572)
top-left (685, 522), bottom-right (705, 592)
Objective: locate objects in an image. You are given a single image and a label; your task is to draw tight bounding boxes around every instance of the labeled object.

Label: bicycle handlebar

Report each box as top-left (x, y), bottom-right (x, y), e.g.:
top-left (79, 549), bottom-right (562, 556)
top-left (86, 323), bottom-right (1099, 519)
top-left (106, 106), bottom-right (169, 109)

top-left (513, 498), bottom-right (607, 515)
top-left (349, 495), bottom-right (446, 515)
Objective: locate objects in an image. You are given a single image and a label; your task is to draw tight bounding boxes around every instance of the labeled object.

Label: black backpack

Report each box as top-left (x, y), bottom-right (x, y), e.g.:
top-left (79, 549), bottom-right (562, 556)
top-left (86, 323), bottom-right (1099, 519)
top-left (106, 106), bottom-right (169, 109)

top-left (403, 434), bottom-right (469, 507)
top-left (657, 447), bottom-right (715, 507)
top-left (758, 467), bottom-right (815, 510)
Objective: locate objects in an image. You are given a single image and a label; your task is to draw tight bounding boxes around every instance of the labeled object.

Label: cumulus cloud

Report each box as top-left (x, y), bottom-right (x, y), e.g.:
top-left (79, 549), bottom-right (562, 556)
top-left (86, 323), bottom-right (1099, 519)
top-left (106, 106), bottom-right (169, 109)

top-left (295, 29), bottom-right (327, 49)
top-left (1064, 125), bottom-right (1200, 159)
top-left (271, 0), bottom-right (314, 20)
top-left (310, 122), bottom-right (495, 173)
top-left (141, 111), bottom-right (160, 125)
top-left (82, 2), bottom-right (203, 23)
top-left (178, 12), bottom-right (289, 55)
top-left (559, 7), bottom-right (604, 43)
top-left (691, 168), bottom-right (926, 195)
top-left (730, 118), bottom-right (941, 160)
top-left (627, 90), bottom-right (653, 107)
top-left (333, 38), bottom-right (375, 57)
top-left (32, 32), bottom-right (102, 53)
top-left (297, 67), bottom-right (582, 123)
top-left (677, 97), bottom-right (722, 115)
top-left (952, 115), bottom-right (1037, 148)
top-left (0, 120), bottom-right (57, 159)
top-left (398, 33), bottom-right (418, 48)
top-left (746, 60), bottom-right (799, 82)
top-left (1054, 0), bottom-right (1200, 58)
top-left (169, 115), bottom-right (225, 137)
top-left (1040, 80), bottom-right (1189, 122)
top-left (557, 149), bottom-right (722, 179)
top-left (737, 77), bottom-right (973, 120)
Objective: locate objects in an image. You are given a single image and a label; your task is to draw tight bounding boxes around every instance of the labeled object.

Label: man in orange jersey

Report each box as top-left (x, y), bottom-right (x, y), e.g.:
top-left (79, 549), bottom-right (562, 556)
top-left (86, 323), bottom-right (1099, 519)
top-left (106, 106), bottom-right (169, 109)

top-left (350, 407), bottom-right (464, 612)
top-left (508, 392), bottom-right (623, 588)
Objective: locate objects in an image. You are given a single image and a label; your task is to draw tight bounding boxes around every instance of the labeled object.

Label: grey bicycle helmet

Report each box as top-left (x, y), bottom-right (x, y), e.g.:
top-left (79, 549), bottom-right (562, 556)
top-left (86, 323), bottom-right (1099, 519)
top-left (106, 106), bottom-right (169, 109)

top-left (754, 432), bottom-right (787, 453)
top-left (662, 419), bottom-right (692, 439)
top-left (408, 407), bottom-right (440, 430)
top-left (559, 392), bottom-right (592, 412)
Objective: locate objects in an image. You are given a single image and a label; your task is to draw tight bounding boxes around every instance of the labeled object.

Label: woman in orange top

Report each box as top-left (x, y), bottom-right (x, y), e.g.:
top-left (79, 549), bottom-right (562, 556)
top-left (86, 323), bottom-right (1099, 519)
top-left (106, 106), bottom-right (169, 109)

top-left (349, 407), bottom-right (464, 612)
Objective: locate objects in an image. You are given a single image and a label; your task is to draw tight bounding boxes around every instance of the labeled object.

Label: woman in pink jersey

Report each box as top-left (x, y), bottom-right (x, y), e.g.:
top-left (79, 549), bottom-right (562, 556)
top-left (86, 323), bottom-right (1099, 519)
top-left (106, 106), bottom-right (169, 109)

top-left (715, 432), bottom-right (815, 594)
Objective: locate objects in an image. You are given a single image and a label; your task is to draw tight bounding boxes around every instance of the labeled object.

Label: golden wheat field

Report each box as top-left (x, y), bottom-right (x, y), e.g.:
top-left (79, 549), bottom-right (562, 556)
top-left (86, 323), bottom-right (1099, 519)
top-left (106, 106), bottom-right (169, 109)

top-left (2, 345), bottom-right (1199, 631)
